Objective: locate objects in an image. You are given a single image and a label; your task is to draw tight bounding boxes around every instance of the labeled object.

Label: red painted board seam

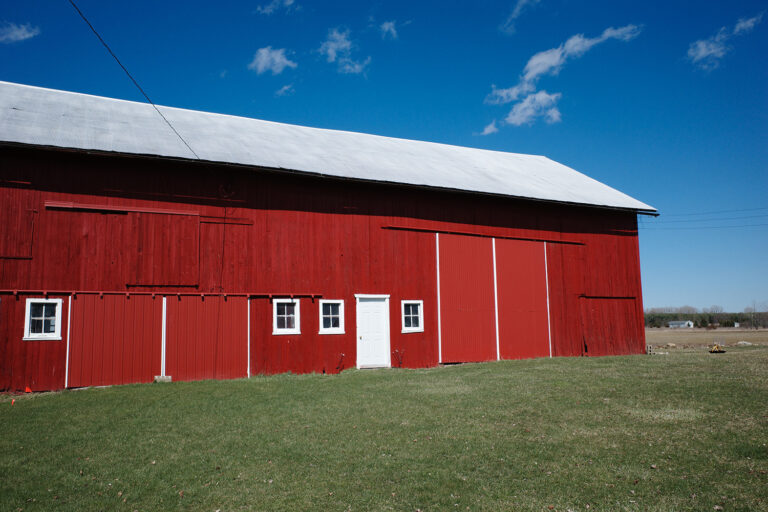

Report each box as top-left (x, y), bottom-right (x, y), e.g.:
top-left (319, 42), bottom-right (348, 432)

top-left (200, 216), bottom-right (254, 225)
top-left (0, 290), bottom-right (322, 298)
top-left (580, 295), bottom-right (637, 300)
top-left (44, 201), bottom-right (199, 217)
top-left (383, 225), bottom-right (584, 245)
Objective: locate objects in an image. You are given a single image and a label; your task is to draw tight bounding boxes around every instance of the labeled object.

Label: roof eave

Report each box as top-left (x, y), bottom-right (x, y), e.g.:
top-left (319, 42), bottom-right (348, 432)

top-left (0, 140), bottom-right (658, 215)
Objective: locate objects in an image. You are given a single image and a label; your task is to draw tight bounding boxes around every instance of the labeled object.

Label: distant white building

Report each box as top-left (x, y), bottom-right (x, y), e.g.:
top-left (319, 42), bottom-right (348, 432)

top-left (668, 320), bottom-right (694, 329)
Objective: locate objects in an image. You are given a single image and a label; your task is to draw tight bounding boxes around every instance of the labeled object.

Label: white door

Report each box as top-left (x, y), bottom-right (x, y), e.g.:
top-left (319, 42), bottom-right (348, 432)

top-left (355, 295), bottom-right (391, 368)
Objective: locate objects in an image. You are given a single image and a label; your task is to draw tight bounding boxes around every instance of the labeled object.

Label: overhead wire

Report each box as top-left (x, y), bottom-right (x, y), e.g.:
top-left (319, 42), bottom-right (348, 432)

top-left (67, 0), bottom-right (200, 160)
top-left (639, 223), bottom-right (768, 230)
top-left (638, 204), bottom-right (768, 230)
top-left (643, 213), bottom-right (768, 224)
top-left (660, 206), bottom-right (768, 217)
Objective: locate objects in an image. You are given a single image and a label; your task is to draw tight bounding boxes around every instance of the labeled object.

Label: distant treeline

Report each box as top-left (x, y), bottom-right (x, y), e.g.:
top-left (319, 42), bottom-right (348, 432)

top-left (644, 310), bottom-right (768, 329)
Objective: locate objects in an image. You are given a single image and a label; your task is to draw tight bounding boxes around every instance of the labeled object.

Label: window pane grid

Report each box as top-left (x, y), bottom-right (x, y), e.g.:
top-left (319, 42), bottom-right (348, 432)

top-left (26, 299), bottom-right (61, 339)
top-left (30, 303), bottom-right (58, 334)
top-left (274, 301), bottom-right (298, 333)
top-left (402, 301), bottom-right (423, 332)
top-left (320, 301), bottom-right (343, 333)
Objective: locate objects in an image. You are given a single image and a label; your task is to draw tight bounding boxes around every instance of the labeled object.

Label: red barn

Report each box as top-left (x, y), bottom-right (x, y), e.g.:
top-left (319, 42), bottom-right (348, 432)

top-left (0, 81), bottom-right (656, 391)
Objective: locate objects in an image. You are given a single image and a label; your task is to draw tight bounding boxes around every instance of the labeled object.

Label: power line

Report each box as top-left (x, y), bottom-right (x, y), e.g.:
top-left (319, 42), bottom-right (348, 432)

top-left (638, 222), bottom-right (768, 230)
top-left (643, 213), bottom-right (768, 224)
top-left (660, 206), bottom-right (768, 217)
top-left (67, 0), bottom-right (200, 160)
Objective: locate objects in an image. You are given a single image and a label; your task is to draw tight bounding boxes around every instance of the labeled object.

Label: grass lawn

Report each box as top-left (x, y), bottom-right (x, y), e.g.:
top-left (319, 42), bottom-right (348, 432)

top-left (2, 346), bottom-right (767, 511)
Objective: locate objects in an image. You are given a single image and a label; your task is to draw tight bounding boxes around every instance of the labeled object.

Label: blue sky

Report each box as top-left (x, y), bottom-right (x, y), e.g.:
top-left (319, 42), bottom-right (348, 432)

top-left (1, 0), bottom-right (766, 312)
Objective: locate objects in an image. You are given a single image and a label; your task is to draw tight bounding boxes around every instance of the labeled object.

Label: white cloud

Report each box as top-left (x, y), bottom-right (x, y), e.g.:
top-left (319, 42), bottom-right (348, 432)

top-left (0, 22), bottom-right (40, 44)
top-left (523, 25), bottom-right (641, 82)
top-left (339, 56), bottom-right (371, 74)
top-left (487, 24), bottom-right (641, 107)
top-left (247, 46), bottom-right (297, 75)
top-left (687, 29), bottom-right (729, 70)
top-left (480, 120), bottom-right (499, 135)
top-left (500, 0), bottom-right (541, 35)
top-left (521, 46), bottom-right (565, 82)
top-left (319, 28), bottom-right (371, 74)
top-left (380, 21), bottom-right (397, 39)
top-left (275, 84), bottom-right (294, 96)
top-left (484, 24), bottom-right (640, 130)
top-left (505, 91), bottom-right (562, 126)
top-left (688, 13), bottom-right (763, 70)
top-left (319, 28), bottom-right (352, 63)
top-left (544, 107), bottom-right (561, 124)
top-left (733, 13), bottom-right (763, 35)
top-left (485, 82), bottom-right (535, 105)
top-left (255, 0), bottom-right (296, 15)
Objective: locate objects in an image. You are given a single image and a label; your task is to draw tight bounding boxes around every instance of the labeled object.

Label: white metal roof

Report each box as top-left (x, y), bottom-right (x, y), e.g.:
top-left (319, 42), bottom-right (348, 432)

top-left (0, 81), bottom-right (655, 212)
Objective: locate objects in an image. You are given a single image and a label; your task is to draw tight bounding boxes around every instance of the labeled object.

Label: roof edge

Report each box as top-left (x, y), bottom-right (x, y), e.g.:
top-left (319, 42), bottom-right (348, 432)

top-left (0, 141), bottom-right (658, 215)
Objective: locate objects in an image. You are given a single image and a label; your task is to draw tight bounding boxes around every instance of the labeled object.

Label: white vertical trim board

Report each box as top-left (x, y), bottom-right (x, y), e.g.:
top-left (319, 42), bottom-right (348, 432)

top-left (492, 238), bottom-right (500, 361)
top-left (161, 296), bottom-right (167, 377)
top-left (247, 298), bottom-right (251, 378)
top-left (64, 295), bottom-right (72, 388)
top-left (544, 242), bottom-right (552, 358)
top-left (435, 233), bottom-right (442, 364)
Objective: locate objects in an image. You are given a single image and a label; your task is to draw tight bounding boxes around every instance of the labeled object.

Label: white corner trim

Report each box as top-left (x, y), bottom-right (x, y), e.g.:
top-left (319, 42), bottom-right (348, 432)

top-left (64, 295), bottom-right (72, 388)
top-left (318, 299), bottom-right (345, 335)
top-left (544, 242), bottom-right (552, 358)
top-left (161, 296), bottom-right (167, 377)
top-left (492, 238), bottom-right (500, 361)
top-left (401, 299), bottom-right (425, 333)
top-left (247, 298), bottom-right (251, 378)
top-left (272, 298), bottom-right (301, 335)
top-left (436, 233), bottom-right (442, 363)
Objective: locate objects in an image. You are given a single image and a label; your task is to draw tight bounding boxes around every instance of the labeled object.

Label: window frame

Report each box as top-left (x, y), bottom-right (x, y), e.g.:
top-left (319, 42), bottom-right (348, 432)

top-left (23, 298), bottom-right (63, 341)
top-left (318, 299), bottom-right (345, 335)
top-left (401, 300), bottom-right (424, 333)
top-left (272, 298), bottom-right (301, 335)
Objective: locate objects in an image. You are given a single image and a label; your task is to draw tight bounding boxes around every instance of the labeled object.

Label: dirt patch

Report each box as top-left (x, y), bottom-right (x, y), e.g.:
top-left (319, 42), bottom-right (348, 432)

top-left (645, 328), bottom-right (768, 347)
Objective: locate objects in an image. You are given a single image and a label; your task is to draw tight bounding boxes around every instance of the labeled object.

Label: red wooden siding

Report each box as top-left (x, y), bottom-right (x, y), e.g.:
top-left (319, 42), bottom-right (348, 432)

top-left (250, 226), bottom-right (438, 376)
top-left (68, 294), bottom-right (161, 387)
top-left (0, 186), bottom-right (36, 259)
top-left (165, 295), bottom-right (248, 382)
top-left (439, 234), bottom-right (497, 363)
top-left (496, 239), bottom-right (550, 360)
top-left (579, 297), bottom-right (643, 356)
top-left (132, 213), bottom-right (200, 286)
top-left (546, 243), bottom-right (587, 357)
top-left (0, 294), bottom-right (68, 391)
top-left (386, 230), bottom-right (439, 370)
top-left (1, 146), bottom-right (648, 390)
top-left (250, 298), bottom-right (332, 375)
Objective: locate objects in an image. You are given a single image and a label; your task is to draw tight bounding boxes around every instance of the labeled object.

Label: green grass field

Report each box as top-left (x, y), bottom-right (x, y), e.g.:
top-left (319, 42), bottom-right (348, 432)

top-left (2, 346), bottom-right (767, 511)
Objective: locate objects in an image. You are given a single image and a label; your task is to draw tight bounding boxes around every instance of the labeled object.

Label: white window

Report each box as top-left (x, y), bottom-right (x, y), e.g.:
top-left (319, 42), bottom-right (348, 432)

top-left (273, 298), bottom-right (300, 335)
top-left (319, 300), bottom-right (345, 334)
top-left (401, 300), bottom-right (424, 333)
top-left (24, 298), bottom-right (63, 340)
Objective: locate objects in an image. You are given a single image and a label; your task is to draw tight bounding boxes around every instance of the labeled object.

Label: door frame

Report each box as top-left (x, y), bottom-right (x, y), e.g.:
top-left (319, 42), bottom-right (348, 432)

top-left (354, 294), bottom-right (391, 369)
